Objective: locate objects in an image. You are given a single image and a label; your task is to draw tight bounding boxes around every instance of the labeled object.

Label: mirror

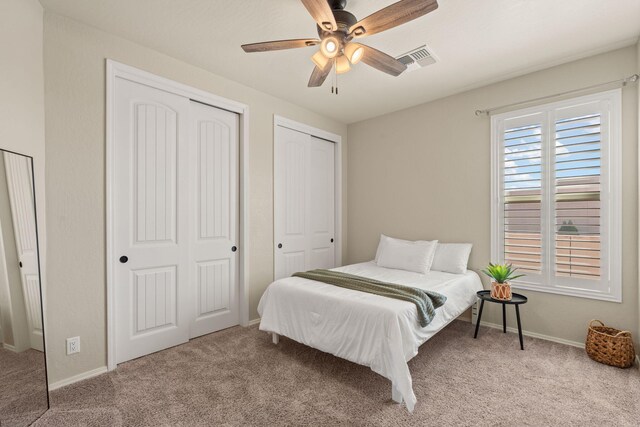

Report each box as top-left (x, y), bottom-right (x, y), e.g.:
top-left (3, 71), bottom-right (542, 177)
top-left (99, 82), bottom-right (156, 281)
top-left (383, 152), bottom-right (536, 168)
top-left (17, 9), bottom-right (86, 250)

top-left (0, 149), bottom-right (48, 426)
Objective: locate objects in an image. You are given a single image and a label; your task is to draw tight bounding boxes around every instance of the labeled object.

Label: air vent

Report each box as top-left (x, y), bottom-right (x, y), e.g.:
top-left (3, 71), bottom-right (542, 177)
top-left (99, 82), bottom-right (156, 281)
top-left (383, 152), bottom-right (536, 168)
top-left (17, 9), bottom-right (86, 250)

top-left (395, 45), bottom-right (436, 72)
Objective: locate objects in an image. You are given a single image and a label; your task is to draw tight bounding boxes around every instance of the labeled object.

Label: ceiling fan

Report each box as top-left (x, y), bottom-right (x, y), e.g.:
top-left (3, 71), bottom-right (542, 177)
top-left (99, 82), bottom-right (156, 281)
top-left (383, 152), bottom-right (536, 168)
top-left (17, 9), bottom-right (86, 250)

top-left (241, 0), bottom-right (438, 91)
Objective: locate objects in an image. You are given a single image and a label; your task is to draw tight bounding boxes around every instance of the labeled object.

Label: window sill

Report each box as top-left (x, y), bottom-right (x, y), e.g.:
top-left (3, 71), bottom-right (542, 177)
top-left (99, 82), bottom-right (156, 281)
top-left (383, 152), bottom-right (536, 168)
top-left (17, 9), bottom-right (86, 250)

top-left (510, 281), bottom-right (622, 303)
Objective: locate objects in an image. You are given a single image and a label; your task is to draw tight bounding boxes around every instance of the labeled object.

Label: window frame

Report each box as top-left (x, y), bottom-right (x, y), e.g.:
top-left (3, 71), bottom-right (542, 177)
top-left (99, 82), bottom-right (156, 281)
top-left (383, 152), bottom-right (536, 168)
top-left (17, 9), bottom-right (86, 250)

top-left (490, 89), bottom-right (622, 302)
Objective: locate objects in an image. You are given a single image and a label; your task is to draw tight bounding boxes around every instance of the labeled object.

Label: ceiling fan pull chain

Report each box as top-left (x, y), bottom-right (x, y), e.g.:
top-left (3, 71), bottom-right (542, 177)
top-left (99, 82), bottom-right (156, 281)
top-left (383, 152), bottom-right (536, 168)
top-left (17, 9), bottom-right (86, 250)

top-left (331, 59), bottom-right (334, 93)
top-left (331, 57), bottom-right (335, 94)
top-left (334, 58), bottom-right (339, 95)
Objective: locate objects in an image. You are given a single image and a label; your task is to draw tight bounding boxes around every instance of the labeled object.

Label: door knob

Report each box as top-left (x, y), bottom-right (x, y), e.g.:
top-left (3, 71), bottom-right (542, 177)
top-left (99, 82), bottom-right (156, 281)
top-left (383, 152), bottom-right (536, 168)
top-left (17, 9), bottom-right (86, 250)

top-left (277, 243), bottom-right (283, 249)
top-left (231, 246), bottom-right (237, 252)
top-left (330, 238), bottom-right (334, 243)
top-left (119, 256), bottom-right (129, 264)
top-left (19, 261), bottom-right (23, 268)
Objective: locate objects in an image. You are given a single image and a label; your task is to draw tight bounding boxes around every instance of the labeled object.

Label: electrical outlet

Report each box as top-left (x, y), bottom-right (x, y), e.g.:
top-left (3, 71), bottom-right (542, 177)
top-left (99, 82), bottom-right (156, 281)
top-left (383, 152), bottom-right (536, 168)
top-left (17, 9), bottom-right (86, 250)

top-left (66, 336), bottom-right (80, 355)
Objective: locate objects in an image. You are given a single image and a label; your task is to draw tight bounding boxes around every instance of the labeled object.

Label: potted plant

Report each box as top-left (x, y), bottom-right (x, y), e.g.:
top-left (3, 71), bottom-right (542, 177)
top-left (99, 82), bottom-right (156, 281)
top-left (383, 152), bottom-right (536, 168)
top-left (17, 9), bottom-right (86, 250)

top-left (481, 263), bottom-right (524, 301)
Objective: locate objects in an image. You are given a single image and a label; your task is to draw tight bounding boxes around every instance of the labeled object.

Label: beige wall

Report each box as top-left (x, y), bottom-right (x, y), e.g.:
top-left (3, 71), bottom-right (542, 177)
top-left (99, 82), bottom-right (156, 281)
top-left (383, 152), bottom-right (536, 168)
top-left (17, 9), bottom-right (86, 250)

top-left (347, 46), bottom-right (639, 347)
top-left (43, 13), bottom-right (348, 384)
top-left (0, 0), bottom-right (47, 352)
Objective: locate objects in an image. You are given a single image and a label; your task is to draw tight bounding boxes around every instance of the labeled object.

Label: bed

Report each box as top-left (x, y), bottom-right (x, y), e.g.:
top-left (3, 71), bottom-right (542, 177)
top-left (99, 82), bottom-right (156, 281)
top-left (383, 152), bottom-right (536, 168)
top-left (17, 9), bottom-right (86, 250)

top-left (257, 261), bottom-right (483, 412)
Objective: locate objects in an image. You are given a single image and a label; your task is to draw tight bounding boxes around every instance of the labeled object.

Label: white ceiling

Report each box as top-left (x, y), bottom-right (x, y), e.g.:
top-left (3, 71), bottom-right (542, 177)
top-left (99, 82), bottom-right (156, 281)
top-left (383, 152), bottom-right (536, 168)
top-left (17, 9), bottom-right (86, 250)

top-left (39, 0), bottom-right (640, 124)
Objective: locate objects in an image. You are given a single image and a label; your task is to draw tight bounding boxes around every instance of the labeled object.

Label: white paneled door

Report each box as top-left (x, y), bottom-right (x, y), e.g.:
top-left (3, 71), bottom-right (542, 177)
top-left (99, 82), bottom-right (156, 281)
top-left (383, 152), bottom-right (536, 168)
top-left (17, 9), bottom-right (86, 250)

top-left (3, 153), bottom-right (43, 352)
top-left (188, 101), bottom-right (239, 339)
top-left (308, 136), bottom-right (335, 270)
top-left (274, 126), bottom-right (335, 280)
top-left (113, 78), bottom-right (239, 364)
top-left (114, 78), bottom-right (190, 364)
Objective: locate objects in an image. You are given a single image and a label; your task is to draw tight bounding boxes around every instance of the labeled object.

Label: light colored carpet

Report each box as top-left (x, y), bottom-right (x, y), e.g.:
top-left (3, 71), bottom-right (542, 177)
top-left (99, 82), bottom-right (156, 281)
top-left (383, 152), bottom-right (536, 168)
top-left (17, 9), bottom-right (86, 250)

top-left (36, 321), bottom-right (640, 426)
top-left (0, 347), bottom-right (49, 426)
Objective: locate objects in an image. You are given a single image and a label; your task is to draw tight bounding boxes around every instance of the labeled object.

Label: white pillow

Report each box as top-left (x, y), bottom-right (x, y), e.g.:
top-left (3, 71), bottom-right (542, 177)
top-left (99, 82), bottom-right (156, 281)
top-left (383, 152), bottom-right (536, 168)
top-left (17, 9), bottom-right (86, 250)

top-left (375, 234), bottom-right (438, 274)
top-left (431, 243), bottom-right (473, 274)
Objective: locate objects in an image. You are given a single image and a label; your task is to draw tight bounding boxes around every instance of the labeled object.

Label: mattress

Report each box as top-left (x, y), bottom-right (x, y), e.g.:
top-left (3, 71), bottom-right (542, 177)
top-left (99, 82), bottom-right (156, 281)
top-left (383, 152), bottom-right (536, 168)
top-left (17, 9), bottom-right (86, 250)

top-left (257, 261), bottom-right (483, 412)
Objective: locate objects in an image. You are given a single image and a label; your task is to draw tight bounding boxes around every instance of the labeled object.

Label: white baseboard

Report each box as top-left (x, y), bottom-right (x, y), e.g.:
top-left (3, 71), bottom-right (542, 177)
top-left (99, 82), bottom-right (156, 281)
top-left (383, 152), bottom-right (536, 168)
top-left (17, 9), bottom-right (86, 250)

top-left (467, 318), bottom-right (585, 348)
top-left (3, 343), bottom-right (17, 352)
top-left (49, 366), bottom-right (108, 391)
top-left (248, 318), bottom-right (261, 326)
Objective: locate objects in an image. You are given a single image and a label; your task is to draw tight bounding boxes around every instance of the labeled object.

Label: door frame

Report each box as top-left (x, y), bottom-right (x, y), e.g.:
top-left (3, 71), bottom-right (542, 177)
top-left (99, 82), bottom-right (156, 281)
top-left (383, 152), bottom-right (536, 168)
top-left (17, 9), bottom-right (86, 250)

top-left (106, 60), bottom-right (250, 371)
top-left (273, 115), bottom-right (343, 270)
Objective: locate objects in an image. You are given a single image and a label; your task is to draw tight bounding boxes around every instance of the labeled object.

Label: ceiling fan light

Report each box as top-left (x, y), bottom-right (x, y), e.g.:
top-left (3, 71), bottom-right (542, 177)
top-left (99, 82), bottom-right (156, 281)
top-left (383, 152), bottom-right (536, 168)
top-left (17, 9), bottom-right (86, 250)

top-left (320, 36), bottom-right (340, 59)
top-left (344, 43), bottom-right (364, 65)
top-left (311, 50), bottom-right (330, 69)
top-left (335, 55), bottom-right (351, 74)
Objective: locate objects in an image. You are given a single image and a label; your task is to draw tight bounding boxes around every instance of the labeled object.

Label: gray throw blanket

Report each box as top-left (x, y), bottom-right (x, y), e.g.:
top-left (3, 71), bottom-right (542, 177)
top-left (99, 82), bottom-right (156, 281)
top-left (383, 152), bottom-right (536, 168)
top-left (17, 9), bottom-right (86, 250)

top-left (292, 269), bottom-right (447, 327)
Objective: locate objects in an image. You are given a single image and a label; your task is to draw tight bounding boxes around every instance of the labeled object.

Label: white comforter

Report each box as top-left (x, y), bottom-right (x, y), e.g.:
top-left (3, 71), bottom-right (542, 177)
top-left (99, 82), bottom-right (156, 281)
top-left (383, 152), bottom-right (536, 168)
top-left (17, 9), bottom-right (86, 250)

top-left (257, 262), bottom-right (483, 412)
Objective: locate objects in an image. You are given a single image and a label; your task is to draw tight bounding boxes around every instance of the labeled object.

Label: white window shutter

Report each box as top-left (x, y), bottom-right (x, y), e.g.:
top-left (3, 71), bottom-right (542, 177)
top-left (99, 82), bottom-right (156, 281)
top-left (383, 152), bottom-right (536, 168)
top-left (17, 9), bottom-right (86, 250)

top-left (491, 90), bottom-right (622, 302)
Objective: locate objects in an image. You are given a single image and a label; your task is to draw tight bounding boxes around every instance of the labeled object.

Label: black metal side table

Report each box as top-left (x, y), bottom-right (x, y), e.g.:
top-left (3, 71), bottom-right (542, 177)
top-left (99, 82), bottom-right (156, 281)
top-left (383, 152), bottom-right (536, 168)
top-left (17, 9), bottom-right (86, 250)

top-left (473, 290), bottom-right (528, 350)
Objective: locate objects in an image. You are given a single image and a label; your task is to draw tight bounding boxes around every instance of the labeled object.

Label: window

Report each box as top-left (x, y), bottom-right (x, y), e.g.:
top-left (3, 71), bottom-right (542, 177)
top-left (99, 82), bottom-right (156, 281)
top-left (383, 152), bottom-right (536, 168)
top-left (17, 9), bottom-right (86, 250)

top-left (491, 90), bottom-right (621, 301)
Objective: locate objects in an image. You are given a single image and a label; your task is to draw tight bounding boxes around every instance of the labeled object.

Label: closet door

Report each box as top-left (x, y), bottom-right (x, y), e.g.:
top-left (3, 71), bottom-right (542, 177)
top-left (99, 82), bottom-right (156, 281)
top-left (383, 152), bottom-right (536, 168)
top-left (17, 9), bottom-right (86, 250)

top-left (114, 78), bottom-right (190, 364)
top-left (188, 101), bottom-right (239, 338)
top-left (274, 126), bottom-right (335, 280)
top-left (274, 126), bottom-right (309, 280)
top-left (308, 136), bottom-right (335, 271)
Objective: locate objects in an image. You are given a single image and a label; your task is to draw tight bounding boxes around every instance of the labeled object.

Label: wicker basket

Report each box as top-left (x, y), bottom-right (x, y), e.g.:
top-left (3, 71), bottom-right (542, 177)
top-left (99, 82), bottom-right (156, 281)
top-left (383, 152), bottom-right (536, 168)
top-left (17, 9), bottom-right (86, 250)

top-left (585, 320), bottom-right (636, 369)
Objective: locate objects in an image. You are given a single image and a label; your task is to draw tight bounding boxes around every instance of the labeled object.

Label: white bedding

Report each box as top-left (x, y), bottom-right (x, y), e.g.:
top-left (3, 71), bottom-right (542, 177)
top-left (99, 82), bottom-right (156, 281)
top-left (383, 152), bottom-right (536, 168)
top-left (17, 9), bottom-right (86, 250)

top-left (257, 261), bottom-right (483, 412)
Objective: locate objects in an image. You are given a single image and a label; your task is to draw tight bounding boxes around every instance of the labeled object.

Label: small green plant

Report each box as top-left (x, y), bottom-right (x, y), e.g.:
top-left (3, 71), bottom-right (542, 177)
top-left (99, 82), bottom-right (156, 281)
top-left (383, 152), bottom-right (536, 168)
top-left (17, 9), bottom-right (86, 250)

top-left (482, 263), bottom-right (525, 284)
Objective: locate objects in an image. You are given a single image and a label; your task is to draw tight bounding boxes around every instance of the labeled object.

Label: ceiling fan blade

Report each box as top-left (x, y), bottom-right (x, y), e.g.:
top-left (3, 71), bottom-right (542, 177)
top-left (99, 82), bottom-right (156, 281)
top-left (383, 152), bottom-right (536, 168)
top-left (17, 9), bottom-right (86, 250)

top-left (349, 0), bottom-right (438, 38)
top-left (360, 44), bottom-right (407, 76)
top-left (308, 62), bottom-right (333, 87)
top-left (300, 0), bottom-right (338, 32)
top-left (241, 38), bottom-right (320, 53)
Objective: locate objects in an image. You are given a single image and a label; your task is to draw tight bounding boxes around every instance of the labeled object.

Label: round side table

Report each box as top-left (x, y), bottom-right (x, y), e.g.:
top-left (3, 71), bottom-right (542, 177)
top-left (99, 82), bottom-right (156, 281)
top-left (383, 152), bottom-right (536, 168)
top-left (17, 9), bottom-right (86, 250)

top-left (473, 290), bottom-right (528, 350)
